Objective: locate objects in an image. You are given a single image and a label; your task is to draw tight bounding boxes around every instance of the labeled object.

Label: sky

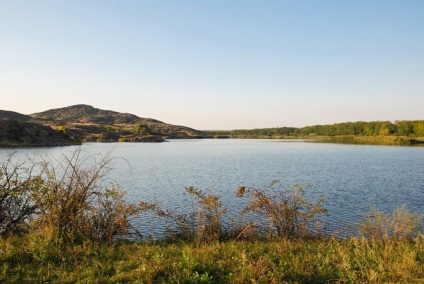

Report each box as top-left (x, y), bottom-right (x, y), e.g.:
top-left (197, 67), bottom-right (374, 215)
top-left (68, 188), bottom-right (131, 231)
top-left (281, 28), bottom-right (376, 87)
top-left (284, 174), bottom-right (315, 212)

top-left (1, 1), bottom-right (423, 130)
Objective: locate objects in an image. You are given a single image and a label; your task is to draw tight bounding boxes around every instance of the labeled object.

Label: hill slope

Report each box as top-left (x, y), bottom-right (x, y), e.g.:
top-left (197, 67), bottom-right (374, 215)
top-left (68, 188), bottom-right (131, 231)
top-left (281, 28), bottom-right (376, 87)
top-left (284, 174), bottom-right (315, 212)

top-left (0, 110), bottom-right (31, 122)
top-left (0, 119), bottom-right (80, 147)
top-left (30, 104), bottom-right (208, 142)
top-left (30, 104), bottom-right (155, 124)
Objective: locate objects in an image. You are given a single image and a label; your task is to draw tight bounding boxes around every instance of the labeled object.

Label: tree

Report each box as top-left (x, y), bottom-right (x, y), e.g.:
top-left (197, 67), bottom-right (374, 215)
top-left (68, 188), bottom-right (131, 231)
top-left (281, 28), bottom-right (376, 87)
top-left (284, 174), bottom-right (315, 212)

top-left (395, 120), bottom-right (414, 136)
top-left (133, 124), bottom-right (150, 136)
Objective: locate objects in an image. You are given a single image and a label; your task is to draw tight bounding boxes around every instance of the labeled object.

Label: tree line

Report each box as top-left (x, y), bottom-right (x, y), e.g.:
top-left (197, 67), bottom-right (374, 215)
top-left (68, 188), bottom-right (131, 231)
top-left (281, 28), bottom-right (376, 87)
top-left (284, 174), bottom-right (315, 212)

top-left (210, 120), bottom-right (424, 138)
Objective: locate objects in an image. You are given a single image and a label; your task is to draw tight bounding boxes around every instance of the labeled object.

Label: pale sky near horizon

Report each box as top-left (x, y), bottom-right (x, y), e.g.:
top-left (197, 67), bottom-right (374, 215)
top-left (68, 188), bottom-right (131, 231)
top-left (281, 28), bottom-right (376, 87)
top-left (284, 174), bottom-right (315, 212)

top-left (1, 1), bottom-right (423, 130)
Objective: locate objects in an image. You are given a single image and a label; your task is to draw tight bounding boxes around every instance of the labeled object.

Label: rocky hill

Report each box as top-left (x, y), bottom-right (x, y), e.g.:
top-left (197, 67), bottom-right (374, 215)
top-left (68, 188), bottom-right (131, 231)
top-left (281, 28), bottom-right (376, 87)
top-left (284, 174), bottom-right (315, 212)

top-left (29, 104), bottom-right (208, 142)
top-left (0, 119), bottom-right (80, 147)
top-left (0, 110), bottom-right (31, 122)
top-left (0, 104), bottom-right (210, 147)
top-left (31, 104), bottom-right (152, 124)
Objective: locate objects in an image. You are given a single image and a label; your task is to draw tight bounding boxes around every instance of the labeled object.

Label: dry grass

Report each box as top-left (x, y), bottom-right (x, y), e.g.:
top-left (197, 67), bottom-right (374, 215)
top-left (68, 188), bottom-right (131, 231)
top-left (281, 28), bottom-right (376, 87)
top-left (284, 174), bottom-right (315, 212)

top-left (1, 235), bottom-right (424, 283)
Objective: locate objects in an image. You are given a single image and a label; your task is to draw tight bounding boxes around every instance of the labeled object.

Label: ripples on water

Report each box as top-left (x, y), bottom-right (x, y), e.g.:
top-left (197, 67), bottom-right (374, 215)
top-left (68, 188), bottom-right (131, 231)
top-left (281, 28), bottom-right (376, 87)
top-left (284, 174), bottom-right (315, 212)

top-left (1, 139), bottom-right (423, 238)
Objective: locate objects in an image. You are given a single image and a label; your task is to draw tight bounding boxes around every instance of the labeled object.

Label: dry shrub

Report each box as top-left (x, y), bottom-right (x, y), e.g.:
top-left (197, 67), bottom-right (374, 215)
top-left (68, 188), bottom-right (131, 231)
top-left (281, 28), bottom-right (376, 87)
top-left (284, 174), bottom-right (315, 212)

top-left (236, 180), bottom-right (327, 238)
top-left (0, 152), bottom-right (40, 235)
top-left (357, 205), bottom-right (422, 240)
top-left (1, 148), bottom-right (156, 243)
top-left (29, 148), bottom-right (157, 243)
top-left (158, 186), bottom-right (227, 243)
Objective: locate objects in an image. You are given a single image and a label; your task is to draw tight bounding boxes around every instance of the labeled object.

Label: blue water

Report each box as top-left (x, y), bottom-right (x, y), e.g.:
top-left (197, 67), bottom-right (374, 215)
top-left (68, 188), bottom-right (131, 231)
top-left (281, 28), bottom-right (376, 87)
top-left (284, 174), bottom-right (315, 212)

top-left (2, 139), bottom-right (424, 236)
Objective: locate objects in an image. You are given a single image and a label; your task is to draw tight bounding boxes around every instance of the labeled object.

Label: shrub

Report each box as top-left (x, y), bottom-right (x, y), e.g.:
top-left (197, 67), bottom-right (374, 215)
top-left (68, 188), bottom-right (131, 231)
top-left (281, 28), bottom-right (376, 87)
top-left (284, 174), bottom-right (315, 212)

top-left (28, 148), bottom-right (156, 243)
top-left (236, 180), bottom-right (327, 238)
top-left (158, 186), bottom-right (227, 243)
top-left (57, 126), bottom-right (66, 134)
top-left (357, 205), bottom-right (422, 240)
top-left (133, 124), bottom-right (150, 135)
top-left (0, 153), bottom-right (40, 235)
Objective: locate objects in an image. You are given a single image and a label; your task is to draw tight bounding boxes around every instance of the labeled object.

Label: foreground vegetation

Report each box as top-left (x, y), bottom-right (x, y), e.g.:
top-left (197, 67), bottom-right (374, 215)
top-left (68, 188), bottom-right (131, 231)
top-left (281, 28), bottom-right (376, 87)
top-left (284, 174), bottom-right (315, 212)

top-left (1, 235), bottom-right (424, 283)
top-left (1, 149), bottom-right (423, 283)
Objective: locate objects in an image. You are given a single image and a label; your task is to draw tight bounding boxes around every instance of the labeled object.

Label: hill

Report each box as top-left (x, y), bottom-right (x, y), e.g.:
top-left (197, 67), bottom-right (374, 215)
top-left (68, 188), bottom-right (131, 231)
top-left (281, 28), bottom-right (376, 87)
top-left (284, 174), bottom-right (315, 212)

top-left (0, 110), bottom-right (31, 122)
top-left (30, 104), bottom-right (154, 124)
top-left (0, 119), bottom-right (80, 147)
top-left (30, 104), bottom-right (209, 143)
top-left (0, 104), bottom-right (210, 147)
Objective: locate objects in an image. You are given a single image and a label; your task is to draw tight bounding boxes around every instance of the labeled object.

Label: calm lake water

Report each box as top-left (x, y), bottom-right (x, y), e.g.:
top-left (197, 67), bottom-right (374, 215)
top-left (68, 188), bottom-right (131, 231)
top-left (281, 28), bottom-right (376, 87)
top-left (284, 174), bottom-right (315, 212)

top-left (2, 139), bottom-right (424, 237)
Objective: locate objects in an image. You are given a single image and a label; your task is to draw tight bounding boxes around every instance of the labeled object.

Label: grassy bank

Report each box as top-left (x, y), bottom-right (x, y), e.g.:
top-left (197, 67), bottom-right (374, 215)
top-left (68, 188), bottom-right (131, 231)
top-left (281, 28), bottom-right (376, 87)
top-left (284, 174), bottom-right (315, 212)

top-left (224, 134), bottom-right (424, 146)
top-left (2, 149), bottom-right (423, 283)
top-left (312, 135), bottom-right (424, 146)
top-left (1, 235), bottom-right (424, 283)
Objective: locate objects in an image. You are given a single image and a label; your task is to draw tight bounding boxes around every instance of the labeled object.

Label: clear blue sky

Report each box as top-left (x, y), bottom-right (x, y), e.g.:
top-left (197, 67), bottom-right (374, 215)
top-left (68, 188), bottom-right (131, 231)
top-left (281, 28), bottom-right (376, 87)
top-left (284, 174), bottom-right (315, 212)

top-left (1, 1), bottom-right (423, 130)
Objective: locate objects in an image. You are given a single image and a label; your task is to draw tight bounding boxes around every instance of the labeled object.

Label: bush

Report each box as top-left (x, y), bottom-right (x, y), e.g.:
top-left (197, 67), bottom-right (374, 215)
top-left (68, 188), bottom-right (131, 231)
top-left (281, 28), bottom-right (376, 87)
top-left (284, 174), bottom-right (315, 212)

top-left (236, 180), bottom-right (327, 238)
top-left (357, 205), bottom-right (422, 240)
top-left (0, 153), bottom-right (40, 235)
top-left (158, 186), bottom-right (227, 243)
top-left (29, 148), bottom-right (157, 244)
top-left (0, 148), bottom-right (156, 244)
top-left (133, 124), bottom-right (150, 135)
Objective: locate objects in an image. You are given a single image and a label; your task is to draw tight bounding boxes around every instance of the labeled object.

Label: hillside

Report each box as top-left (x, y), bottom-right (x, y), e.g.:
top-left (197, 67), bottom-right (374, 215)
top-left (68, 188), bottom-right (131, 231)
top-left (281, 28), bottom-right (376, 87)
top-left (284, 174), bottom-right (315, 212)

top-left (0, 119), bottom-right (80, 147)
top-left (0, 104), bottom-right (210, 147)
top-left (31, 104), bottom-right (153, 124)
top-left (0, 110), bottom-right (31, 122)
top-left (30, 104), bottom-right (209, 142)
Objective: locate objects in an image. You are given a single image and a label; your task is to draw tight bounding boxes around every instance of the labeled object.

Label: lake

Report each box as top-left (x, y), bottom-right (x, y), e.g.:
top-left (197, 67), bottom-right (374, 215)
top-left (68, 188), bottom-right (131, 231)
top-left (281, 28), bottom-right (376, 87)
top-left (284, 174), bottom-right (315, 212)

top-left (1, 139), bottom-right (423, 237)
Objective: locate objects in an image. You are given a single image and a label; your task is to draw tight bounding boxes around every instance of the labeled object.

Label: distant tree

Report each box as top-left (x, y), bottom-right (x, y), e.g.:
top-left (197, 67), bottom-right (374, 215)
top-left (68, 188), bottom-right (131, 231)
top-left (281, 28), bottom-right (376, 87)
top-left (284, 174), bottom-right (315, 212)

top-left (57, 126), bottom-right (66, 134)
top-left (395, 121), bottom-right (414, 136)
top-left (133, 124), bottom-right (150, 135)
top-left (377, 121), bottom-right (393, 136)
top-left (413, 121), bottom-right (424, 136)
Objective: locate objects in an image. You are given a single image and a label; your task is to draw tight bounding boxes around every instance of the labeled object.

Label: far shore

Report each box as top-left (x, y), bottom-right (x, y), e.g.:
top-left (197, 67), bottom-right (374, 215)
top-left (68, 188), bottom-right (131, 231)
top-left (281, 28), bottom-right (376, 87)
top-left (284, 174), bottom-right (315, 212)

top-left (209, 134), bottom-right (424, 146)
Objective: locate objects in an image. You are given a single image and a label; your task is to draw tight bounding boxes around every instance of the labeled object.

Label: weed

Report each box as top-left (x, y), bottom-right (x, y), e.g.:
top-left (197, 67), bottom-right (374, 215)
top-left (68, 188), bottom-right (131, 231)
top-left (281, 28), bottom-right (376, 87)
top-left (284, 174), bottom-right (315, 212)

top-left (357, 204), bottom-right (422, 240)
top-left (158, 186), bottom-right (227, 243)
top-left (236, 180), bottom-right (327, 238)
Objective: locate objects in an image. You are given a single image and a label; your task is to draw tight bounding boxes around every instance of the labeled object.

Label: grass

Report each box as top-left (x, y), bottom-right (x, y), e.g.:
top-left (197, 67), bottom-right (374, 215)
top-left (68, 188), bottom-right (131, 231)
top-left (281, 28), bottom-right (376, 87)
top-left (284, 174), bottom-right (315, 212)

top-left (1, 235), bottom-right (424, 283)
top-left (228, 134), bottom-right (424, 146)
top-left (314, 135), bottom-right (424, 146)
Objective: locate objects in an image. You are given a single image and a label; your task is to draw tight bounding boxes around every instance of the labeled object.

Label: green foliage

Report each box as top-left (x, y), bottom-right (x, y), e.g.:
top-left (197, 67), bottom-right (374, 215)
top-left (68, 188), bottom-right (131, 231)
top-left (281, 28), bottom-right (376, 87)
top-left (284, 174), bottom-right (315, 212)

top-left (133, 124), bottom-right (150, 135)
top-left (230, 127), bottom-right (297, 138)
top-left (1, 236), bottom-right (424, 283)
top-left (227, 120), bottom-right (424, 138)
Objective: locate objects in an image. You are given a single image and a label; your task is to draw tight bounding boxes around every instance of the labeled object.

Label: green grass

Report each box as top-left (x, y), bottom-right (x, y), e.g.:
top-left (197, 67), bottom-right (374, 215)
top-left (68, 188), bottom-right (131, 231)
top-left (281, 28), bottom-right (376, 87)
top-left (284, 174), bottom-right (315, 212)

top-left (1, 235), bottom-right (423, 283)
